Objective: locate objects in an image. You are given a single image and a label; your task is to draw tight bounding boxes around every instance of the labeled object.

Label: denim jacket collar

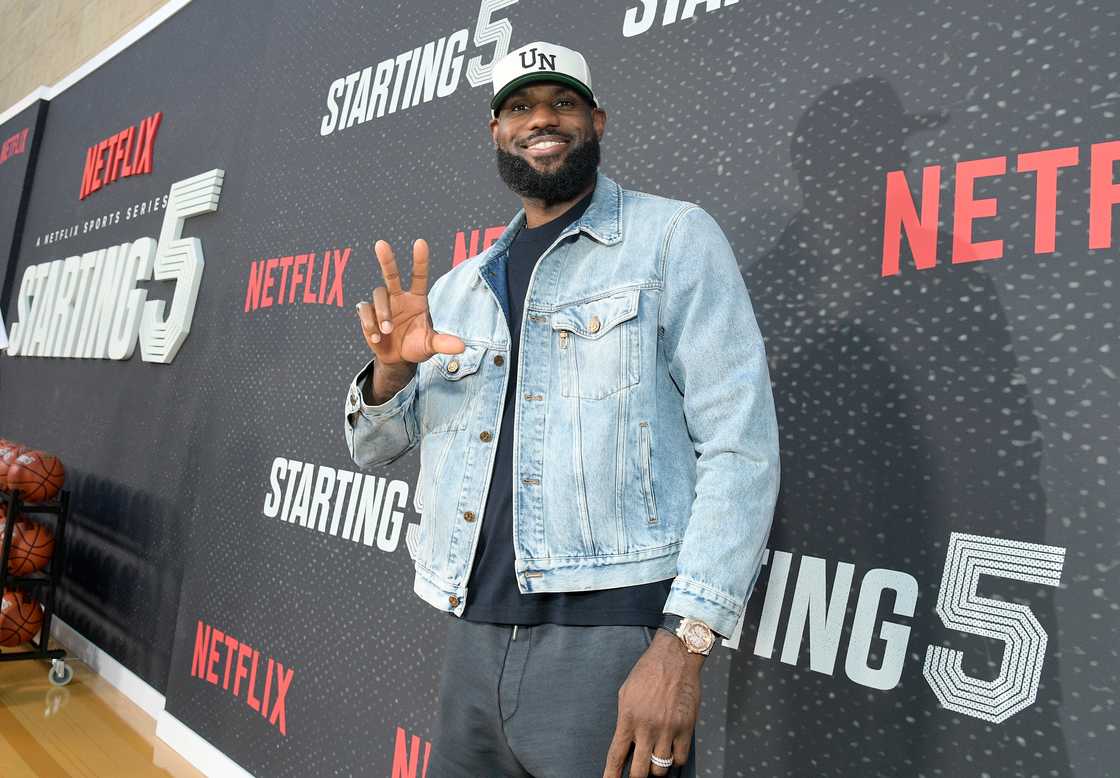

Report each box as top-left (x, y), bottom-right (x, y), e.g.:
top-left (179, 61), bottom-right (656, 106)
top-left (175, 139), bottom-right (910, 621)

top-left (474, 170), bottom-right (625, 325)
top-left (478, 170), bottom-right (624, 277)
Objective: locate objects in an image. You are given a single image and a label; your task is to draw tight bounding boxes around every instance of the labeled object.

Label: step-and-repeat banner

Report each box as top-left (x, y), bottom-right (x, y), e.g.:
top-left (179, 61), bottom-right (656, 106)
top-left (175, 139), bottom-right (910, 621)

top-left (0, 98), bottom-right (46, 317)
top-left (0, 1), bottom-right (1116, 776)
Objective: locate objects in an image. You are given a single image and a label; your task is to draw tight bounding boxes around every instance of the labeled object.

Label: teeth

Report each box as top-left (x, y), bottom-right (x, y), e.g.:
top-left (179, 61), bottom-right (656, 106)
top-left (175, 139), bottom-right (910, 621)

top-left (530, 140), bottom-right (564, 149)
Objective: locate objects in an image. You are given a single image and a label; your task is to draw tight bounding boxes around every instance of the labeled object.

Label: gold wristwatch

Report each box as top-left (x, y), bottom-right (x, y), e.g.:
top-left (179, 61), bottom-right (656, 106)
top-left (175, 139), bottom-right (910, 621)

top-left (658, 613), bottom-right (716, 656)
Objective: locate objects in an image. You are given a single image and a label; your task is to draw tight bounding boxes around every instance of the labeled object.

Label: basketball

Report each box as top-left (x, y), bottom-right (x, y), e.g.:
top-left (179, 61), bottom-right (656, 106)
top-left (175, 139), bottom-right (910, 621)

top-left (6, 450), bottom-right (65, 504)
top-left (0, 589), bottom-right (43, 647)
top-left (0, 442), bottom-right (24, 491)
top-left (0, 505), bottom-right (12, 552)
top-left (7, 519), bottom-right (55, 575)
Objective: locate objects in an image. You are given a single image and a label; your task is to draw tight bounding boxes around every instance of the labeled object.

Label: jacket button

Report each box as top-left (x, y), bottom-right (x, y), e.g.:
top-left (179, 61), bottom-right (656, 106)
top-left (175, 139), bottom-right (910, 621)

top-left (493, 354), bottom-right (504, 366)
top-left (463, 511), bottom-right (476, 522)
top-left (447, 359), bottom-right (460, 373)
top-left (448, 595), bottom-right (460, 607)
top-left (479, 430), bottom-right (492, 442)
top-left (349, 391), bottom-right (358, 406)
top-left (589, 315), bottom-right (601, 333)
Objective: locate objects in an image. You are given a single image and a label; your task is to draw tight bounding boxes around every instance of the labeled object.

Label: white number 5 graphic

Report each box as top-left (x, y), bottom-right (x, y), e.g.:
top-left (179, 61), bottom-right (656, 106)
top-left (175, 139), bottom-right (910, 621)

top-left (923, 532), bottom-right (1065, 723)
top-left (465, 0), bottom-right (519, 88)
top-left (139, 168), bottom-right (224, 363)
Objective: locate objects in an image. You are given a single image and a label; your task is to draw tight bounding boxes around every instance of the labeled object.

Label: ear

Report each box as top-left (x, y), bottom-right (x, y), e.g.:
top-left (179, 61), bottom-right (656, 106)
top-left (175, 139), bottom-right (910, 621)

top-left (592, 107), bottom-right (606, 140)
top-left (489, 116), bottom-right (499, 144)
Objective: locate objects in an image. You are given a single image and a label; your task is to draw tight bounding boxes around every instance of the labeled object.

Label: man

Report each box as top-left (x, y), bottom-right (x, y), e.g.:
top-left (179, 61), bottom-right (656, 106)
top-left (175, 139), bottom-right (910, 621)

top-left (346, 41), bottom-right (779, 778)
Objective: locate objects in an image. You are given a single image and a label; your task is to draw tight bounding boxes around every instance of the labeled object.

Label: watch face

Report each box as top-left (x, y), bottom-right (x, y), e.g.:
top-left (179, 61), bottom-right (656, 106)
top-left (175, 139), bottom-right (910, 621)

top-left (680, 619), bottom-right (715, 653)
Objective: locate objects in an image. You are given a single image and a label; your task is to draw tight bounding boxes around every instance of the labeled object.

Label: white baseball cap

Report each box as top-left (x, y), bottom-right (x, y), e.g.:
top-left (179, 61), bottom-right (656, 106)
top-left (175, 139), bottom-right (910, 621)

top-left (490, 41), bottom-right (598, 118)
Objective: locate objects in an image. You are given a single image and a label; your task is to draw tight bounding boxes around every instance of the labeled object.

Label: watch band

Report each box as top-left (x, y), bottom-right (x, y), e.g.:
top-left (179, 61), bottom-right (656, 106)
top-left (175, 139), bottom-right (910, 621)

top-left (658, 612), bottom-right (684, 635)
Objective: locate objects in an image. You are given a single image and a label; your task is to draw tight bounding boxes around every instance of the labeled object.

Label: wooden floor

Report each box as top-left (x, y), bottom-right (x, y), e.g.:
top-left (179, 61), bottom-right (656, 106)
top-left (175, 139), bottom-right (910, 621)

top-left (0, 638), bottom-right (205, 778)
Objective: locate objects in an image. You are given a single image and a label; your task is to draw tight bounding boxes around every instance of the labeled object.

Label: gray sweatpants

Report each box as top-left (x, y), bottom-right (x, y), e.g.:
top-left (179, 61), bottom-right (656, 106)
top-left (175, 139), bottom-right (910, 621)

top-left (428, 615), bottom-right (698, 778)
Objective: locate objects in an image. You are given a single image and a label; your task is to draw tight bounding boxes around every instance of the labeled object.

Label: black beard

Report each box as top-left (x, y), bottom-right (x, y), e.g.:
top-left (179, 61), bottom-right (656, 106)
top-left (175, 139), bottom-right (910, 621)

top-left (495, 133), bottom-right (600, 207)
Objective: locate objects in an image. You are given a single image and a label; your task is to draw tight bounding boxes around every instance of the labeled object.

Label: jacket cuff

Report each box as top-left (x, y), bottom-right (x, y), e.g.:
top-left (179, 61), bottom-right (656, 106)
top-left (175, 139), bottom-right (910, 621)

top-left (663, 576), bottom-right (739, 640)
top-left (346, 357), bottom-right (416, 419)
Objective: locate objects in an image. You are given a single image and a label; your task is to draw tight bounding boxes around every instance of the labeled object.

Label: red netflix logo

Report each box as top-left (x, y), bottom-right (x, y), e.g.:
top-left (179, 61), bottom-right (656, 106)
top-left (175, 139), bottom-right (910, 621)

top-left (882, 138), bottom-right (1120, 276)
top-left (452, 225), bottom-right (506, 267)
top-left (244, 248), bottom-right (351, 313)
top-left (0, 127), bottom-right (29, 165)
top-left (392, 726), bottom-right (432, 778)
top-left (190, 619), bottom-right (294, 736)
top-left (79, 111), bottom-right (162, 200)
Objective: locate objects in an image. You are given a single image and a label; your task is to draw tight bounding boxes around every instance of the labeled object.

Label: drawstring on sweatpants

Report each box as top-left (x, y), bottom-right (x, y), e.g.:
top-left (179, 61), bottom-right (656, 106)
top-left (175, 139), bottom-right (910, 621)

top-left (512, 625), bottom-right (519, 641)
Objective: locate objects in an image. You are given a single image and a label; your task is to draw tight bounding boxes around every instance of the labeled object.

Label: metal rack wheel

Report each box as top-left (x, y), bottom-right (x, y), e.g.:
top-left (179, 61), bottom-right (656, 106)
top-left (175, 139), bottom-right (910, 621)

top-left (48, 658), bottom-right (73, 686)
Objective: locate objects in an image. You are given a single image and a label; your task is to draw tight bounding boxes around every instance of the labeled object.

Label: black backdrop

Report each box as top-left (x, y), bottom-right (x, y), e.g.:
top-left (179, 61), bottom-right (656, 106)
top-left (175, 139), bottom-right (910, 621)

top-left (0, 1), bottom-right (1116, 776)
top-left (0, 98), bottom-right (45, 329)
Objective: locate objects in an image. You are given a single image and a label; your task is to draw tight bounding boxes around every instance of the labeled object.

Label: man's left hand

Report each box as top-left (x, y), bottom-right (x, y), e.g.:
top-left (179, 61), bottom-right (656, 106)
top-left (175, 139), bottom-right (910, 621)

top-left (601, 628), bottom-right (704, 778)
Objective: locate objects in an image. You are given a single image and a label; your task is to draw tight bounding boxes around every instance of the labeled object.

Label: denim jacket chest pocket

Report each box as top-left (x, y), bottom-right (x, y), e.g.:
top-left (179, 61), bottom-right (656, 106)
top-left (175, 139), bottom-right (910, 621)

top-left (421, 344), bottom-right (487, 434)
top-left (550, 288), bottom-right (641, 400)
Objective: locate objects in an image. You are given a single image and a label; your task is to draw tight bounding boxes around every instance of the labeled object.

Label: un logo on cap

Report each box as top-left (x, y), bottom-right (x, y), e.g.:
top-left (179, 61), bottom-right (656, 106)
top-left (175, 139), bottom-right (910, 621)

top-left (519, 47), bottom-right (557, 71)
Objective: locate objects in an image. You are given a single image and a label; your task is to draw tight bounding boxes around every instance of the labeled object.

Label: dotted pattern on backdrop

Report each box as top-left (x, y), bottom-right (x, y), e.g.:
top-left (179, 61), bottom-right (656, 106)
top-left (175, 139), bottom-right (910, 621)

top-left (0, 0), bottom-right (1115, 776)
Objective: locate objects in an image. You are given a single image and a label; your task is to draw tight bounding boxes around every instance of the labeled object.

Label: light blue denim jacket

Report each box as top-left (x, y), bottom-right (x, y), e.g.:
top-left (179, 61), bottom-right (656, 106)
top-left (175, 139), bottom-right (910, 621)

top-left (344, 171), bottom-right (780, 638)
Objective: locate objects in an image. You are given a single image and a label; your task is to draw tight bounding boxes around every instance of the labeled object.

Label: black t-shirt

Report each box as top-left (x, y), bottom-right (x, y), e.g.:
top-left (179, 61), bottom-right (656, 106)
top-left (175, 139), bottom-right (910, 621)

top-left (461, 187), bottom-right (673, 626)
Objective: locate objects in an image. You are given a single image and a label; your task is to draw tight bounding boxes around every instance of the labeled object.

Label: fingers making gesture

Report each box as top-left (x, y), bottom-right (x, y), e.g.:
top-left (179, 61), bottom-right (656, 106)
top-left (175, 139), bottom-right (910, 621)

top-left (356, 239), bottom-right (465, 365)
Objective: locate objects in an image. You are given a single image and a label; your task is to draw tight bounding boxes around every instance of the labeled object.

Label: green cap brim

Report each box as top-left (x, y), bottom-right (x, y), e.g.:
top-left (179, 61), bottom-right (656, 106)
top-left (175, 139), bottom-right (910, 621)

top-left (491, 73), bottom-right (596, 114)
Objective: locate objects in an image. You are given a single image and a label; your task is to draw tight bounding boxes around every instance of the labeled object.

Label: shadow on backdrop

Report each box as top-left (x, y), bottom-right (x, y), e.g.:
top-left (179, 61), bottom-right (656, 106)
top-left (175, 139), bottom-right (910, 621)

top-left (723, 76), bottom-right (1070, 776)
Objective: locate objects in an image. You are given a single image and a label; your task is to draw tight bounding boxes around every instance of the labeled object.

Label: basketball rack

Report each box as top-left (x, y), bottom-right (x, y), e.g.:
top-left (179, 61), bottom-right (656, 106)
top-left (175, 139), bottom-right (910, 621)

top-left (0, 486), bottom-right (73, 686)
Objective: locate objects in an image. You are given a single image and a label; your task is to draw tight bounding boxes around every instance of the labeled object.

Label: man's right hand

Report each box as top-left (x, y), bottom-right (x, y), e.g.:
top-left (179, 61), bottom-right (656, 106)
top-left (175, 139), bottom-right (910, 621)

top-left (355, 239), bottom-right (465, 404)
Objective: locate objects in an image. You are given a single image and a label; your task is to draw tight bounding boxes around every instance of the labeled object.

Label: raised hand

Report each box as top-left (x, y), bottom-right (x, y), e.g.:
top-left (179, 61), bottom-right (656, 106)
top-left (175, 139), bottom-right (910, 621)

top-left (356, 239), bottom-right (465, 365)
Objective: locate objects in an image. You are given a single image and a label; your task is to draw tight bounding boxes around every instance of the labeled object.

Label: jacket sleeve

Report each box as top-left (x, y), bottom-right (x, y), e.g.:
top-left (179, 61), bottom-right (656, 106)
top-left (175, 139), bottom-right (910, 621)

top-left (657, 204), bottom-right (781, 640)
top-left (344, 356), bottom-right (422, 469)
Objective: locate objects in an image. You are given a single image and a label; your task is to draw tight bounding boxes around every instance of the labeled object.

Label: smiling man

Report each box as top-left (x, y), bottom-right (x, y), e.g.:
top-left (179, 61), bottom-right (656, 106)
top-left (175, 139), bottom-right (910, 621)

top-left (346, 41), bottom-right (780, 778)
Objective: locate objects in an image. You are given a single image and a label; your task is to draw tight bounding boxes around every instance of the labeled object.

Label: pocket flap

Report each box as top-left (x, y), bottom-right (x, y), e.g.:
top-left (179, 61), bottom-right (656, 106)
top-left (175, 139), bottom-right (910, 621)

top-left (551, 288), bottom-right (639, 340)
top-left (432, 344), bottom-right (486, 380)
